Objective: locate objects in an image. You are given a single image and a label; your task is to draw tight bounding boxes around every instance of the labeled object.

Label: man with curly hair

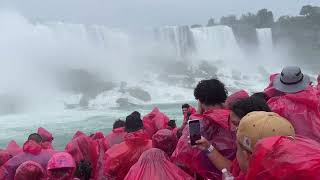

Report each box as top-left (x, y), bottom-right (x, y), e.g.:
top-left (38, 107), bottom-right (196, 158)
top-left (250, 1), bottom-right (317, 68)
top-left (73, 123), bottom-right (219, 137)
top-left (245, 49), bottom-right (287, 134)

top-left (171, 79), bottom-right (236, 179)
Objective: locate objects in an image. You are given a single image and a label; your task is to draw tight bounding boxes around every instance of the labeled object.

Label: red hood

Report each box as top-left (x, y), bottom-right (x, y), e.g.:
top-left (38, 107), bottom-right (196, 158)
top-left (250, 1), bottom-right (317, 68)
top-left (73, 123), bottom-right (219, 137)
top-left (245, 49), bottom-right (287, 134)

top-left (91, 132), bottom-right (105, 140)
top-left (191, 109), bottom-right (231, 129)
top-left (37, 127), bottom-right (53, 142)
top-left (6, 140), bottom-right (22, 156)
top-left (225, 90), bottom-right (249, 108)
top-left (72, 131), bottom-right (86, 140)
top-left (23, 140), bottom-right (42, 155)
top-left (125, 130), bottom-right (149, 146)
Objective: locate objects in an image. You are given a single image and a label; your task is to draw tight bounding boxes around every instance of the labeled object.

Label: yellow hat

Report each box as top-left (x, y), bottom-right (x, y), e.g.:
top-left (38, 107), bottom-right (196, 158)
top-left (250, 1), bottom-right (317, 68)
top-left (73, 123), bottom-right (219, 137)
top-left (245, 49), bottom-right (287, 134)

top-left (237, 111), bottom-right (295, 152)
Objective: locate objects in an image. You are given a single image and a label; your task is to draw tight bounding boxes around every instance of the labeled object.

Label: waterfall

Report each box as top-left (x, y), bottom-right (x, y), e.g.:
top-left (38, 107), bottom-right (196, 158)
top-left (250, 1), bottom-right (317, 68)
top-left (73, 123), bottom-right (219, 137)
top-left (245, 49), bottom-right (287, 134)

top-left (156, 25), bottom-right (243, 63)
top-left (191, 25), bottom-right (243, 62)
top-left (256, 28), bottom-right (273, 54)
top-left (155, 26), bottom-right (194, 58)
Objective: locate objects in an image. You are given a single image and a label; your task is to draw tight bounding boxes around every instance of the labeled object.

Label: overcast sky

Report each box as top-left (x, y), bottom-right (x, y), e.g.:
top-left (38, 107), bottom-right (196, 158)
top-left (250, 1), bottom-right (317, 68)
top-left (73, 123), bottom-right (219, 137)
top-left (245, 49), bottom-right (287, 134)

top-left (1, 0), bottom-right (320, 28)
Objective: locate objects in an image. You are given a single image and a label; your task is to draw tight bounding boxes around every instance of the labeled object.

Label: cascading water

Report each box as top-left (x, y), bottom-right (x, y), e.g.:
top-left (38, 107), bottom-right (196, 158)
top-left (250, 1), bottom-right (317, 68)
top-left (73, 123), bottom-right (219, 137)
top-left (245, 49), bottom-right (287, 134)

top-left (191, 26), bottom-right (244, 63)
top-left (256, 28), bottom-right (273, 55)
top-left (155, 26), bottom-right (195, 58)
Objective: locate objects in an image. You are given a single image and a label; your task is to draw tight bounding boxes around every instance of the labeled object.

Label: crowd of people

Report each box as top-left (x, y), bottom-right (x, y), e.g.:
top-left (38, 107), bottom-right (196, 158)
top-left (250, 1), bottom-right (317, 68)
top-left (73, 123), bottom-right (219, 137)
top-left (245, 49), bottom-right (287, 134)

top-left (1, 65), bottom-right (320, 180)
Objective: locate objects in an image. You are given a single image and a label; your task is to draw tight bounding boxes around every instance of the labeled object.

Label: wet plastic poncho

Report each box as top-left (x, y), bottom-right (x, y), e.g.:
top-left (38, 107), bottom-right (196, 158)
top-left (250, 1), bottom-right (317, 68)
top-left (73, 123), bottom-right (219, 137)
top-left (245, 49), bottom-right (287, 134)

top-left (142, 107), bottom-right (169, 138)
top-left (264, 73), bottom-right (285, 99)
top-left (6, 141), bottom-right (22, 157)
top-left (14, 161), bottom-right (45, 180)
top-left (152, 129), bottom-right (178, 156)
top-left (91, 132), bottom-right (104, 140)
top-left (174, 109), bottom-right (236, 177)
top-left (47, 152), bottom-right (76, 180)
top-left (91, 131), bottom-right (106, 180)
top-left (171, 109), bottom-right (237, 179)
top-left (245, 136), bottom-right (320, 180)
top-left (124, 148), bottom-right (193, 180)
top-left (103, 127), bottom-right (127, 150)
top-left (65, 135), bottom-right (99, 180)
top-left (225, 90), bottom-right (249, 109)
top-left (268, 87), bottom-right (320, 142)
top-left (37, 127), bottom-right (54, 150)
top-left (0, 150), bottom-right (11, 167)
top-left (2, 140), bottom-right (54, 180)
top-left (104, 129), bottom-right (152, 180)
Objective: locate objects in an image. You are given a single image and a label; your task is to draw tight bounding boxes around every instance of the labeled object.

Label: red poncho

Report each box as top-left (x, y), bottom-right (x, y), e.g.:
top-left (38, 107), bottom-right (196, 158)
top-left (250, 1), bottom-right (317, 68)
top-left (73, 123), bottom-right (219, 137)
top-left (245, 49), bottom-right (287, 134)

top-left (65, 135), bottom-right (99, 180)
top-left (268, 87), bottom-right (320, 142)
top-left (225, 90), bottom-right (249, 109)
top-left (143, 107), bottom-right (170, 138)
top-left (124, 148), bottom-right (193, 180)
top-left (103, 127), bottom-right (127, 150)
top-left (152, 129), bottom-right (178, 156)
top-left (2, 140), bottom-right (54, 180)
top-left (0, 150), bottom-right (11, 167)
top-left (14, 161), bottom-right (45, 180)
top-left (245, 136), bottom-right (320, 180)
top-left (104, 129), bottom-right (152, 180)
top-left (38, 127), bottom-right (54, 150)
top-left (6, 141), bottom-right (22, 157)
top-left (47, 152), bottom-right (76, 180)
top-left (264, 73), bottom-right (285, 99)
top-left (171, 109), bottom-right (236, 179)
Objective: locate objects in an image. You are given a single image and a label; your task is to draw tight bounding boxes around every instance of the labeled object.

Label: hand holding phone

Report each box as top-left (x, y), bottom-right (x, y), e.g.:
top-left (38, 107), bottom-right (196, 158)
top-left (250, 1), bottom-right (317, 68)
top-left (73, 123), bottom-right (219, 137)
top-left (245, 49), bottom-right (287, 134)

top-left (189, 120), bottom-right (201, 146)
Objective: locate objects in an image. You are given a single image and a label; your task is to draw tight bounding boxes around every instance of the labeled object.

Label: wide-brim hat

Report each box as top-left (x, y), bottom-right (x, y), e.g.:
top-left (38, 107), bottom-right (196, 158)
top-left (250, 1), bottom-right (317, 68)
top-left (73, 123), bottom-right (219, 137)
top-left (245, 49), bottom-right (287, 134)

top-left (273, 66), bottom-right (310, 93)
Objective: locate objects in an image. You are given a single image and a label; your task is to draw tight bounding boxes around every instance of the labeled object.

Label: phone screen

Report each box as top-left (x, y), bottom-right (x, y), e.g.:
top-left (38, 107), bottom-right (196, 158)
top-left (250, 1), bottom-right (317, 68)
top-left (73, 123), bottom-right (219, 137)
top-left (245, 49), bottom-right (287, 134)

top-left (189, 120), bottom-right (201, 146)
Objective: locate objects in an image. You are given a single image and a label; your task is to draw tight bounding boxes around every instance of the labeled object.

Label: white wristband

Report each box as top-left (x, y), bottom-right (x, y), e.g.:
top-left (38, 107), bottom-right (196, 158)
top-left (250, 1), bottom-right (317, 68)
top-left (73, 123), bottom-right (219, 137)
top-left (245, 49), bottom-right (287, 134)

top-left (206, 145), bottom-right (215, 155)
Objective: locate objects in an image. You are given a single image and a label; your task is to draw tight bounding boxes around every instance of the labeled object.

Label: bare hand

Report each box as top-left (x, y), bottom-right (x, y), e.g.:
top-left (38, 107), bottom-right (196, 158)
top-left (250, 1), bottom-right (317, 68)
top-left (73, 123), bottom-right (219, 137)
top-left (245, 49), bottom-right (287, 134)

top-left (188, 136), bottom-right (210, 150)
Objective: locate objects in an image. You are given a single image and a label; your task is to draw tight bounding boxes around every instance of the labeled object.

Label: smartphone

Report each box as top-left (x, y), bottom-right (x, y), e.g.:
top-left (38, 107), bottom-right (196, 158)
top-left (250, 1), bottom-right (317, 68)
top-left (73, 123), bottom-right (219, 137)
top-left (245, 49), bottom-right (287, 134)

top-left (189, 119), bottom-right (201, 146)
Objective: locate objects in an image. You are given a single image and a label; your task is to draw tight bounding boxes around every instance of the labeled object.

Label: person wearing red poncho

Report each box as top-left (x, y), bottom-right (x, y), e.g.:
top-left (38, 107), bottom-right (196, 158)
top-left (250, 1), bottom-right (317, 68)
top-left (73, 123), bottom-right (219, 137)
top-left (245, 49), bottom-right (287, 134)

top-left (47, 152), bottom-right (76, 180)
top-left (124, 148), bottom-right (193, 180)
top-left (103, 120), bottom-right (127, 150)
top-left (171, 79), bottom-right (236, 179)
top-left (6, 141), bottom-right (21, 157)
top-left (245, 136), bottom-right (320, 180)
top-left (193, 97), bottom-right (271, 178)
top-left (142, 108), bottom-right (169, 138)
top-left (1, 133), bottom-right (55, 180)
top-left (180, 104), bottom-right (197, 130)
top-left (224, 90), bottom-right (249, 109)
top-left (37, 127), bottom-right (54, 150)
top-left (65, 132), bottom-right (98, 180)
top-left (235, 112), bottom-right (295, 180)
top-left (14, 161), bottom-right (45, 180)
top-left (266, 66), bottom-right (320, 142)
top-left (103, 112), bottom-right (152, 180)
top-left (152, 129), bottom-right (178, 156)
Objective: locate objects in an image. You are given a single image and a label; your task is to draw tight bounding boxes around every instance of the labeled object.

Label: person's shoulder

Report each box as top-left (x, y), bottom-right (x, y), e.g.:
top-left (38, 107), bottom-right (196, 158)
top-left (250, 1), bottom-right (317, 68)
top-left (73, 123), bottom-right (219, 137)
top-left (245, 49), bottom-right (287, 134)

top-left (105, 142), bottom-right (129, 158)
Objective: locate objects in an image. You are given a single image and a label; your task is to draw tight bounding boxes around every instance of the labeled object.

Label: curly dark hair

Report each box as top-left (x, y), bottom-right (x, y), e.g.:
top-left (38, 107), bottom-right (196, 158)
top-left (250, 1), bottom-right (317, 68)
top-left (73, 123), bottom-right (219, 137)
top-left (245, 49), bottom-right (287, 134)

top-left (231, 97), bottom-right (271, 119)
top-left (113, 119), bottom-right (125, 130)
top-left (251, 92), bottom-right (268, 102)
top-left (181, 104), bottom-right (190, 109)
top-left (75, 160), bottom-right (92, 180)
top-left (194, 79), bottom-right (228, 106)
